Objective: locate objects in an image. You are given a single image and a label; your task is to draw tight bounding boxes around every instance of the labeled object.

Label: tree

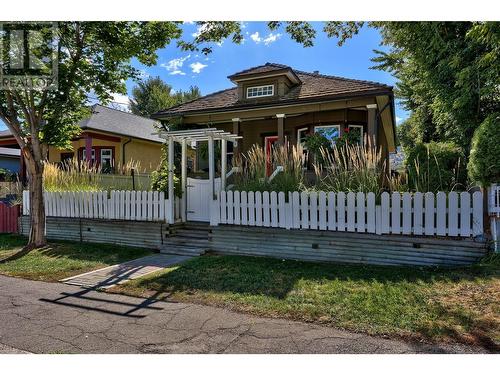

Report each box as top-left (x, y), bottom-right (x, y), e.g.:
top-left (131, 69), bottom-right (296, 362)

top-left (467, 114), bottom-right (500, 187)
top-left (129, 77), bottom-right (201, 117)
top-left (0, 22), bottom-right (182, 248)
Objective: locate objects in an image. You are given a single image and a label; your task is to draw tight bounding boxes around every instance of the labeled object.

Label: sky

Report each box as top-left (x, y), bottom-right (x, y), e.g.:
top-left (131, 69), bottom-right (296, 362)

top-left (0, 22), bottom-right (408, 130)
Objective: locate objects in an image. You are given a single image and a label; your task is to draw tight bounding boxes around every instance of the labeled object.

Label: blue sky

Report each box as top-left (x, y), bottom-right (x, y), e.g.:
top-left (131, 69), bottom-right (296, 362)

top-left (0, 22), bottom-right (408, 130)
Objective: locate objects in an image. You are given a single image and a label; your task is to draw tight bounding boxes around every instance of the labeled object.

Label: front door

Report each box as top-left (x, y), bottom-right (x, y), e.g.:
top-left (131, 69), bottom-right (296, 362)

top-left (264, 136), bottom-right (278, 176)
top-left (186, 177), bottom-right (221, 222)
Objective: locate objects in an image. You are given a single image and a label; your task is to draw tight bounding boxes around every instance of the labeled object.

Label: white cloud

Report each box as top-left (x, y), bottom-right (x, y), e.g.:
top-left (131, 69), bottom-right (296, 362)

top-left (396, 116), bottom-right (403, 124)
top-left (250, 32), bottom-right (281, 46)
top-left (190, 61), bottom-right (208, 74)
top-left (263, 33), bottom-right (281, 45)
top-left (109, 92), bottom-right (130, 112)
top-left (160, 55), bottom-right (190, 75)
top-left (250, 32), bottom-right (261, 43)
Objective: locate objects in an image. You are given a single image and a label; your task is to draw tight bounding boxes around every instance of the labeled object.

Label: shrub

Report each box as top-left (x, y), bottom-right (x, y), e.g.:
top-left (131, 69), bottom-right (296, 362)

top-left (304, 133), bottom-right (332, 164)
top-left (467, 114), bottom-right (500, 187)
top-left (405, 142), bottom-right (466, 192)
top-left (314, 144), bottom-right (386, 197)
top-left (232, 143), bottom-right (305, 195)
top-left (150, 147), bottom-right (182, 197)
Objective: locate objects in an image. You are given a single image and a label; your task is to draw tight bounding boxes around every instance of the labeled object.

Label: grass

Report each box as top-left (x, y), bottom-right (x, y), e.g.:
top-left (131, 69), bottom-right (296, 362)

top-left (111, 254), bottom-right (500, 350)
top-left (0, 234), bottom-right (153, 281)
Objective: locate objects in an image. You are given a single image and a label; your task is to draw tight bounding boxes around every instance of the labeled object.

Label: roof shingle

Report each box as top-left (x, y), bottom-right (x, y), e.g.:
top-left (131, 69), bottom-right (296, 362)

top-left (154, 63), bottom-right (392, 117)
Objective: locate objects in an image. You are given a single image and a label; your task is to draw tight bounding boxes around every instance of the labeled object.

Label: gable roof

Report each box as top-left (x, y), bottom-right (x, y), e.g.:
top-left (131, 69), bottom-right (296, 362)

top-left (153, 63), bottom-right (393, 118)
top-left (0, 104), bottom-right (163, 143)
top-left (81, 105), bottom-right (162, 143)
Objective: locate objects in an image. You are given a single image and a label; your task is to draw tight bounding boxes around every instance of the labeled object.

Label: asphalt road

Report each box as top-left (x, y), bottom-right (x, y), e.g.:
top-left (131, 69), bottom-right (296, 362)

top-left (0, 275), bottom-right (487, 354)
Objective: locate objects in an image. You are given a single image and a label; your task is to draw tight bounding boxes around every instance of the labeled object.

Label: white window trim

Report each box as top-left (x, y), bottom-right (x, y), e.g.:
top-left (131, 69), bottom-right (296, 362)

top-left (297, 127), bottom-right (309, 148)
top-left (348, 125), bottom-right (364, 145)
top-left (246, 84), bottom-right (274, 98)
top-left (100, 148), bottom-right (113, 162)
top-left (81, 148), bottom-right (95, 161)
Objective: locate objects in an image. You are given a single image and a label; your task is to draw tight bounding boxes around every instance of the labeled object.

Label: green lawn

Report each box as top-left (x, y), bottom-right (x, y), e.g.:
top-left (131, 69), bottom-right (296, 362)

top-left (0, 234), bottom-right (153, 281)
top-left (112, 254), bottom-right (500, 349)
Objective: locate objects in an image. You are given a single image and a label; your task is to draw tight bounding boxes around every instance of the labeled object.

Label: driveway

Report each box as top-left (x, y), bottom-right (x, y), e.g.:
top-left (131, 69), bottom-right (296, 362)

top-left (0, 275), bottom-right (487, 354)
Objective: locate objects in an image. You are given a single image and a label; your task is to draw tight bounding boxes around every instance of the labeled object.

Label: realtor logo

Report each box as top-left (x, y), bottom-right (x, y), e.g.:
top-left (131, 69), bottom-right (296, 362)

top-left (0, 22), bottom-right (58, 90)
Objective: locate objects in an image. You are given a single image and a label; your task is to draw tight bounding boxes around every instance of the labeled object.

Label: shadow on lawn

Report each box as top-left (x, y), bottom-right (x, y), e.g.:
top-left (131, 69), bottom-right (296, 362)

top-left (130, 254), bottom-right (500, 352)
top-left (133, 254), bottom-right (499, 299)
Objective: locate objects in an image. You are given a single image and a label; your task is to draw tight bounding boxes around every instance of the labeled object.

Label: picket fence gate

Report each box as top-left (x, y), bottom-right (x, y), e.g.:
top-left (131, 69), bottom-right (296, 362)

top-left (213, 190), bottom-right (484, 238)
top-left (22, 190), bottom-right (182, 222)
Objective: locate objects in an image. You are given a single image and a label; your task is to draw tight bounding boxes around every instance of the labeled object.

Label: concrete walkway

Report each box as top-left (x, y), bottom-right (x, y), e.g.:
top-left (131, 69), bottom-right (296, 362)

top-left (0, 275), bottom-right (488, 354)
top-left (61, 254), bottom-right (191, 289)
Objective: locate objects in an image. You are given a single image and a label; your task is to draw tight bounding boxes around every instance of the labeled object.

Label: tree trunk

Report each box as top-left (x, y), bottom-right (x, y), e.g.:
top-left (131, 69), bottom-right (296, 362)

top-left (26, 158), bottom-right (46, 247)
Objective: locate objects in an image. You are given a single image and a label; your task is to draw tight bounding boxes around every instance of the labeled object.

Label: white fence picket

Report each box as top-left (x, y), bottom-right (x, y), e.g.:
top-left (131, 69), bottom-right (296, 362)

top-left (220, 191), bottom-right (227, 224)
top-left (472, 191), bottom-right (483, 236)
top-left (318, 192), bottom-right (327, 231)
top-left (247, 192), bottom-right (255, 226)
top-left (255, 191), bottom-right (262, 226)
top-left (413, 192), bottom-right (423, 235)
top-left (424, 192), bottom-right (435, 236)
top-left (460, 192), bottom-right (471, 237)
top-left (380, 192), bottom-right (390, 234)
top-left (300, 192), bottom-right (309, 229)
top-left (337, 192), bottom-right (346, 231)
top-left (226, 191), bottom-right (234, 224)
top-left (356, 192), bottom-right (365, 233)
top-left (448, 192), bottom-right (459, 236)
top-left (240, 191), bottom-right (248, 226)
top-left (270, 192), bottom-right (279, 228)
top-left (327, 192), bottom-right (336, 231)
top-left (401, 192), bottom-right (412, 235)
top-left (309, 192), bottom-right (318, 230)
top-left (292, 192), bottom-right (300, 229)
top-left (391, 192), bottom-right (401, 234)
top-left (278, 192), bottom-right (287, 229)
top-left (346, 192), bottom-right (355, 232)
top-left (366, 192), bottom-right (375, 233)
top-left (436, 192), bottom-right (446, 236)
top-left (234, 191), bottom-right (241, 225)
top-left (263, 191), bottom-right (270, 227)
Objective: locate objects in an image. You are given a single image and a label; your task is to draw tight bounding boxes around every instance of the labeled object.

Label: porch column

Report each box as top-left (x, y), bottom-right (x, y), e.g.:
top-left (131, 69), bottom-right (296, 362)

top-left (232, 118), bottom-right (241, 157)
top-left (208, 135), bottom-right (215, 201)
top-left (167, 136), bottom-right (175, 224)
top-left (85, 134), bottom-right (93, 165)
top-left (221, 138), bottom-right (227, 191)
top-left (181, 138), bottom-right (187, 223)
top-left (276, 114), bottom-right (285, 146)
top-left (366, 104), bottom-right (378, 148)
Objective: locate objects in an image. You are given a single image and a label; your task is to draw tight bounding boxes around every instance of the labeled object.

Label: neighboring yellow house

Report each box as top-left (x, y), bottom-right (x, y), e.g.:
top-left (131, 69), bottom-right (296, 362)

top-left (0, 104), bottom-right (164, 175)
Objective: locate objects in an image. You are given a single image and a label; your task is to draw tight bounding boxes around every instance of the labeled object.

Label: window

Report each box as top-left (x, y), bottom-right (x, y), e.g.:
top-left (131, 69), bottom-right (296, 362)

top-left (314, 125), bottom-right (341, 145)
top-left (348, 125), bottom-right (364, 145)
top-left (297, 127), bottom-right (309, 149)
top-left (81, 148), bottom-right (95, 162)
top-left (246, 85), bottom-right (274, 98)
top-left (100, 149), bottom-right (113, 173)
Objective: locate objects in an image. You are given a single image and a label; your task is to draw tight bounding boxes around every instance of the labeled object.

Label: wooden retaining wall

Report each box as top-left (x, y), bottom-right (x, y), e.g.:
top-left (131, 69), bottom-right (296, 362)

top-left (210, 225), bottom-right (488, 267)
top-left (19, 216), bottom-right (171, 250)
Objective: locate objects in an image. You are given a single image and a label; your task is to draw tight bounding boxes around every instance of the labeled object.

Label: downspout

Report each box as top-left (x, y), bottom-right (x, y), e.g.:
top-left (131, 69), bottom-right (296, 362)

top-left (122, 138), bottom-right (132, 166)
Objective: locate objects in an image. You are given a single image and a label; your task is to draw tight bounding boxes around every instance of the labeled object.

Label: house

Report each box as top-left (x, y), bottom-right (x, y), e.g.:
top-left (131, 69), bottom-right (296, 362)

top-left (152, 63), bottom-right (397, 169)
top-left (0, 146), bottom-right (21, 175)
top-left (0, 104), bottom-right (164, 177)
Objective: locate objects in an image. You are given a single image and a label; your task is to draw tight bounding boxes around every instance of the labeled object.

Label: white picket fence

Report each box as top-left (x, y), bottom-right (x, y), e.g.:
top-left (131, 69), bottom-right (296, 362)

top-left (213, 190), bottom-right (484, 237)
top-left (22, 190), bottom-right (182, 222)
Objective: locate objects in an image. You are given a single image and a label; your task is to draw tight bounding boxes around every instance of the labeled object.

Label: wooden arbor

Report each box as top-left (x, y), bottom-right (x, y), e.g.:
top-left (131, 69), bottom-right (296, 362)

top-left (157, 128), bottom-right (241, 224)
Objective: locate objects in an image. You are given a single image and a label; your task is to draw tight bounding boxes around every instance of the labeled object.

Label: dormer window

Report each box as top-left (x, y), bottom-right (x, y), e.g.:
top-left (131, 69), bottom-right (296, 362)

top-left (246, 84), bottom-right (274, 98)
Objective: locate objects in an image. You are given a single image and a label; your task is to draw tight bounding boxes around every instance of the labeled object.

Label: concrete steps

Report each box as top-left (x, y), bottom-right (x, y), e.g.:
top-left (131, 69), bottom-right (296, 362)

top-left (160, 222), bottom-right (210, 256)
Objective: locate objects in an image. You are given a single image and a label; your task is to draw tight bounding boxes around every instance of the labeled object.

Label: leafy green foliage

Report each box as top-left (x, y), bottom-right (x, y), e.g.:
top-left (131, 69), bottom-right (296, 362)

top-left (150, 145), bottom-right (182, 197)
top-left (371, 22), bottom-right (500, 155)
top-left (467, 113), bottom-right (500, 187)
top-left (405, 142), bottom-right (467, 192)
top-left (303, 133), bottom-right (332, 164)
top-left (130, 76), bottom-right (200, 117)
